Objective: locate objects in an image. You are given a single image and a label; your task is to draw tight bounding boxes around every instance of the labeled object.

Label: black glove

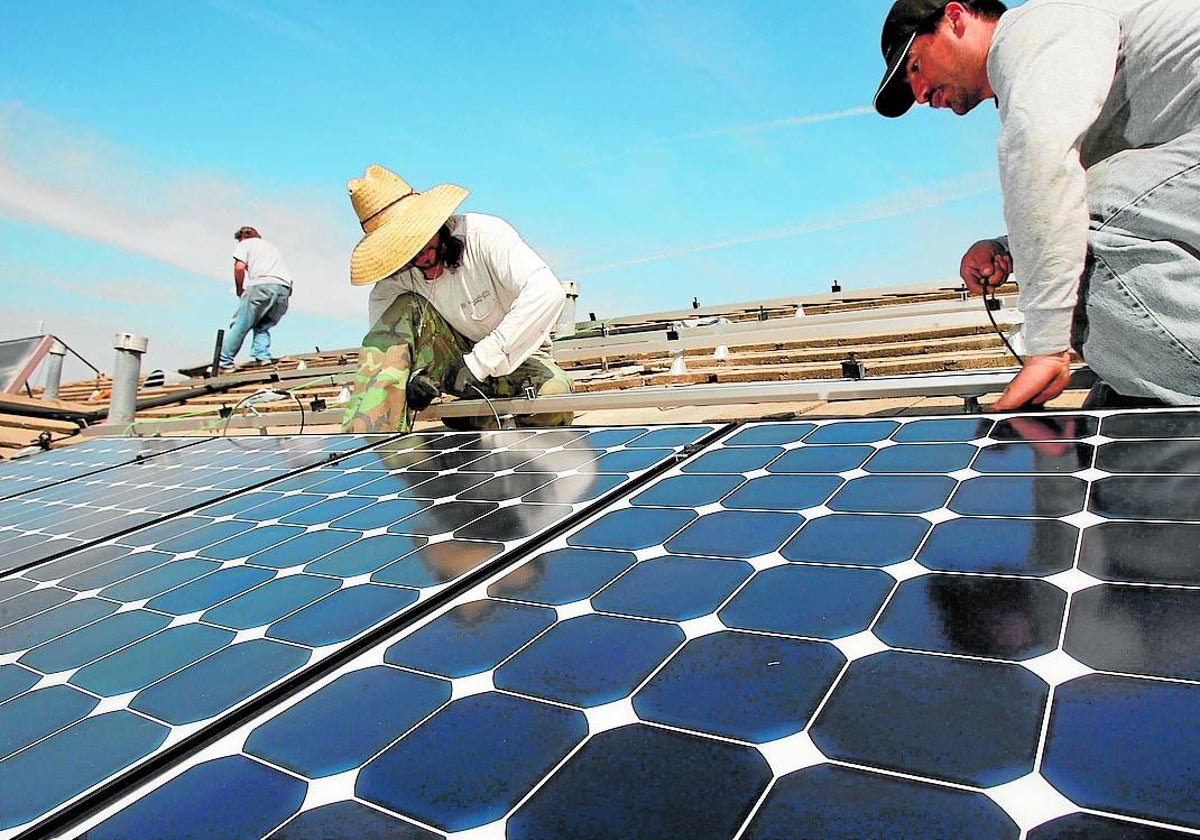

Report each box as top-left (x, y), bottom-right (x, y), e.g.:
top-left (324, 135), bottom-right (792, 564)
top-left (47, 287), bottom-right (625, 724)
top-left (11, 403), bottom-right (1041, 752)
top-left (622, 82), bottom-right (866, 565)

top-left (405, 372), bottom-right (441, 411)
top-left (450, 356), bottom-right (482, 396)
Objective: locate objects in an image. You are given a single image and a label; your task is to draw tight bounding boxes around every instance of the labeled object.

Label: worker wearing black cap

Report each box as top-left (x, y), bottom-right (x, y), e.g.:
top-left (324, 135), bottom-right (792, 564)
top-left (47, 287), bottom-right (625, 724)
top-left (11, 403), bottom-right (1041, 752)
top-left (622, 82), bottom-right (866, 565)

top-left (874, 0), bottom-right (1200, 410)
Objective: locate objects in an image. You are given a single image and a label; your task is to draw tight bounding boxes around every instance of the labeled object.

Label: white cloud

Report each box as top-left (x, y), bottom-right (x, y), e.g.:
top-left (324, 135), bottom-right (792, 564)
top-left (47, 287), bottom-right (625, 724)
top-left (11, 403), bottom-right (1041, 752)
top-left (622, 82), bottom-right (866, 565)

top-left (571, 168), bottom-right (998, 275)
top-left (0, 104), bottom-right (366, 323)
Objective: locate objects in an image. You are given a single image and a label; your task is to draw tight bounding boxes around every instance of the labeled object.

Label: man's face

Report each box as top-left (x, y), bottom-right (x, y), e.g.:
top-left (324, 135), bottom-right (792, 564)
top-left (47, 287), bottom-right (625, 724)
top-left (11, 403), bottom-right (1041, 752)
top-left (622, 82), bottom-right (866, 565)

top-left (905, 18), bottom-right (986, 115)
top-left (407, 233), bottom-right (440, 271)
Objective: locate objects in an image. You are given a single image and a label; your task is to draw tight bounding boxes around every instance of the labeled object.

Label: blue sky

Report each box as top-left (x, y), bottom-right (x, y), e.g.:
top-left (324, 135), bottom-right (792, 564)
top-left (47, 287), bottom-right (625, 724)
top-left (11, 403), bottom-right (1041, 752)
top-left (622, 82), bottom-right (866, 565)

top-left (0, 0), bottom-right (1007, 381)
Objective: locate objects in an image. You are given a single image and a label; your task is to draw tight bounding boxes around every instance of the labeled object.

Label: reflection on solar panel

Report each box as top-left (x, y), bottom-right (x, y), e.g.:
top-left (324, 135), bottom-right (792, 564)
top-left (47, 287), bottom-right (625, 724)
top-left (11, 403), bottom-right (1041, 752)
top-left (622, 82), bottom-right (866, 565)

top-left (0, 436), bottom-right (377, 574)
top-left (54, 410), bottom-right (1200, 840)
top-left (0, 438), bottom-right (204, 503)
top-left (0, 425), bottom-right (717, 838)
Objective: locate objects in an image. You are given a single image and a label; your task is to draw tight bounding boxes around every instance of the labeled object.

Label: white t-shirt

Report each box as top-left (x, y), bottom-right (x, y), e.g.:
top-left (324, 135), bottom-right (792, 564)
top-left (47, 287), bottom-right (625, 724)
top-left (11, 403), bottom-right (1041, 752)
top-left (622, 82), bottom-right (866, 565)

top-left (987, 0), bottom-right (1200, 355)
top-left (232, 238), bottom-right (294, 290)
top-left (368, 213), bottom-right (566, 380)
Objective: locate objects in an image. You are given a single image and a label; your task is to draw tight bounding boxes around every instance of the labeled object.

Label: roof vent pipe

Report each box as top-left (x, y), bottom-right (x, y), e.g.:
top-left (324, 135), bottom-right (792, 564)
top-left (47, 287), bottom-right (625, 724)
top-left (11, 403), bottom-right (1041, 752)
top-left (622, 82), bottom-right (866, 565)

top-left (41, 341), bottom-right (67, 401)
top-left (108, 333), bottom-right (149, 425)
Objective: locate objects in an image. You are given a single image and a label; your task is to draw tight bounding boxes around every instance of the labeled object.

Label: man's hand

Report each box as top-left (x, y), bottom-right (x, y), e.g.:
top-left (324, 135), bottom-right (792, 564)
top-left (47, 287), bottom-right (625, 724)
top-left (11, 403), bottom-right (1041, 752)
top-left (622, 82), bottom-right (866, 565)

top-left (960, 240), bottom-right (1013, 295)
top-left (405, 372), bottom-right (441, 411)
top-left (449, 356), bottom-right (481, 396)
top-left (992, 351), bottom-right (1073, 411)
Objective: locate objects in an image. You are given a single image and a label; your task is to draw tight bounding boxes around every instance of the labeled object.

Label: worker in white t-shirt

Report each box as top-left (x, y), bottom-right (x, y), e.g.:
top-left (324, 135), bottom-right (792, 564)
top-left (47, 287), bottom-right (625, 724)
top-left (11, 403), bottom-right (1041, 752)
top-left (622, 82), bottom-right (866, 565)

top-left (873, 0), bottom-right (1200, 410)
top-left (218, 226), bottom-right (294, 371)
top-left (341, 165), bottom-right (573, 433)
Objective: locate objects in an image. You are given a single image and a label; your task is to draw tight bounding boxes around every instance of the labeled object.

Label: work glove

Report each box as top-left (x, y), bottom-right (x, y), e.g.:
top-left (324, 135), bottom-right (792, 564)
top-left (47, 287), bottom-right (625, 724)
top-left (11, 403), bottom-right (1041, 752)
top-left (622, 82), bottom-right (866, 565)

top-left (449, 356), bottom-right (482, 396)
top-left (405, 372), bottom-right (441, 411)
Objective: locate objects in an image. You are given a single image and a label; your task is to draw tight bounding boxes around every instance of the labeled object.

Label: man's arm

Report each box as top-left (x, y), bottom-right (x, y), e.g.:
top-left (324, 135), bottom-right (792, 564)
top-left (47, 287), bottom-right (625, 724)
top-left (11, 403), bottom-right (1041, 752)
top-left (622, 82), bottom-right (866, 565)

top-left (233, 260), bottom-right (247, 297)
top-left (986, 7), bottom-right (1121, 407)
top-left (462, 224), bottom-right (566, 380)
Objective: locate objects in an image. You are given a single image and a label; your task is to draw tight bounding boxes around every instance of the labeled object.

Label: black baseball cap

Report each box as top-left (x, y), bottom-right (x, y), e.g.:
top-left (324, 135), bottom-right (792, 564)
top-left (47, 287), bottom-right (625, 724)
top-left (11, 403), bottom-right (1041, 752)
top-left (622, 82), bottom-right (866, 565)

top-left (873, 0), bottom-right (948, 118)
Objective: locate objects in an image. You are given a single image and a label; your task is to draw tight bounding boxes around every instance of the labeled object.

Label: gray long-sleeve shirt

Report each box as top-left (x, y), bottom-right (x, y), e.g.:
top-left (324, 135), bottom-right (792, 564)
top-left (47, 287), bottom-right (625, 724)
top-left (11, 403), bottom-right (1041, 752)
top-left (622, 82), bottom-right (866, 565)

top-left (987, 0), bottom-right (1200, 355)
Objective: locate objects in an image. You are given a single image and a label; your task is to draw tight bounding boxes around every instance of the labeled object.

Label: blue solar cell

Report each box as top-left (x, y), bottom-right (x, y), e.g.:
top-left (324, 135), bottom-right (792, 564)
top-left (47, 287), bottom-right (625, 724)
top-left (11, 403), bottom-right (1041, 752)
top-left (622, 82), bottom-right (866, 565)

top-left (278, 496), bottom-right (376, 526)
top-left (357, 692), bottom-right (587, 832)
top-left (267, 584), bottom-right (419, 647)
top-left (196, 524), bottom-right (307, 560)
top-left (246, 666), bottom-right (450, 777)
top-left (234, 493), bottom-right (325, 522)
top-left (152, 520), bottom-right (257, 554)
top-left (892, 417), bottom-right (993, 443)
top-left (1079, 522), bottom-right (1200, 585)
top-left (523, 473), bottom-right (629, 503)
top-left (328, 498), bottom-right (431, 530)
top-left (353, 471), bottom-right (436, 497)
top-left (630, 474), bottom-right (744, 507)
top-left (951, 476), bottom-right (1088, 517)
top-left (721, 475), bottom-right (842, 510)
top-left (23, 543), bottom-right (131, 582)
top-left (0, 711), bottom-right (168, 831)
top-left (146, 566), bottom-right (276, 615)
top-left (81, 755), bottom-right (306, 840)
top-left (1027, 812), bottom-right (1195, 839)
top-left (590, 448), bottom-right (675, 473)
top-left (0, 598), bottom-right (120, 654)
top-left (720, 565), bottom-right (894, 638)
top-left (874, 576), bottom-right (1066, 660)
top-left (385, 600), bottom-right (556, 678)
top-left (0, 685), bottom-right (98, 761)
top-left (781, 513), bottom-right (929, 566)
top-left (495, 614), bottom-right (683, 707)
top-left (0, 664), bottom-right (39, 703)
top-left (455, 503), bottom-right (573, 541)
top-left (865, 443), bottom-right (977, 473)
top-left (395, 472), bottom-right (487, 499)
top-left (487, 547), bottom-right (636, 604)
top-left (133, 639), bottom-right (311, 725)
top-left (19, 609), bottom-right (170, 673)
top-left (459, 473), bottom-right (555, 501)
top-left (1042, 674), bottom-right (1200, 829)
top-left (681, 446), bottom-right (783, 473)
top-left (202, 575), bottom-right (341, 630)
top-left (116, 516), bottom-right (213, 548)
top-left (829, 475), bottom-right (956, 513)
top-left (973, 442), bottom-right (1093, 473)
top-left (767, 444), bottom-right (875, 473)
top-left (70, 624), bottom-right (235, 696)
top-left (266, 800), bottom-right (439, 840)
top-left (508, 724), bottom-right (772, 840)
top-left (806, 420), bottom-right (899, 444)
top-left (567, 428), bottom-right (646, 449)
top-left (60, 550), bottom-right (175, 592)
top-left (744, 764), bottom-right (1019, 840)
top-left (247, 529), bottom-right (360, 569)
top-left (372, 540), bottom-right (503, 588)
top-left (304, 534), bottom-right (425, 577)
top-left (98, 558), bottom-right (221, 602)
top-left (197, 491), bottom-right (282, 518)
top-left (725, 423), bottom-right (816, 446)
top-left (389, 500), bottom-right (497, 534)
top-left (916, 517), bottom-right (1077, 575)
top-left (591, 556), bottom-right (752, 621)
top-left (1064, 585), bottom-right (1200, 680)
top-left (1090, 476), bottom-right (1200, 521)
top-left (628, 427), bottom-right (710, 448)
top-left (634, 632), bottom-right (844, 742)
top-left (301, 470), bottom-right (384, 494)
top-left (664, 510), bottom-right (804, 558)
top-left (811, 651), bottom-right (1047, 786)
top-left (0, 587), bottom-right (74, 628)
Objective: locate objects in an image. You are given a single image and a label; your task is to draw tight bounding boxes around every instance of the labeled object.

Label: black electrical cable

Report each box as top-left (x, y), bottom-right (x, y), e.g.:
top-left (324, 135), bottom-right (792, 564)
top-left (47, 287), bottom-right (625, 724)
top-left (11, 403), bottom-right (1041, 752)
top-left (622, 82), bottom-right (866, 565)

top-left (984, 284), bottom-right (1024, 366)
top-left (221, 389), bottom-right (305, 436)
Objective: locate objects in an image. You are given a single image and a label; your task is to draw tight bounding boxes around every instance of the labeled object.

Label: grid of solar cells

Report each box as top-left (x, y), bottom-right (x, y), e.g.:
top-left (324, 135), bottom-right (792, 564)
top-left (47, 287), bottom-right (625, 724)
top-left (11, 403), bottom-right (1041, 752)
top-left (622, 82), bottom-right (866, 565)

top-left (0, 425), bottom-right (715, 839)
top-left (65, 409), bottom-right (1200, 840)
top-left (0, 437), bottom-right (203, 503)
top-left (0, 435), bottom-right (374, 574)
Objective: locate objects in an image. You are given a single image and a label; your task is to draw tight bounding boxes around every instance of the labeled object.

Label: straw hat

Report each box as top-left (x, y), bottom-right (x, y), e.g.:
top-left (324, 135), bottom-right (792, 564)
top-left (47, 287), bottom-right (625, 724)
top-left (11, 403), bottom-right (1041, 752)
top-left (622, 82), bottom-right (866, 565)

top-left (347, 164), bottom-right (469, 286)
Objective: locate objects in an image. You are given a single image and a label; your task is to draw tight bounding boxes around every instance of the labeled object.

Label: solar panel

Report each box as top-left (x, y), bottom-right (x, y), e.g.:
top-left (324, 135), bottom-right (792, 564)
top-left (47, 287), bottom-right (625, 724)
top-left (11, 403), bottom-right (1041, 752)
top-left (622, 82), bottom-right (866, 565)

top-left (0, 425), bottom-right (717, 838)
top-left (0, 435), bottom-right (378, 574)
top-left (60, 409), bottom-right (1200, 840)
top-left (0, 438), bottom-right (204, 503)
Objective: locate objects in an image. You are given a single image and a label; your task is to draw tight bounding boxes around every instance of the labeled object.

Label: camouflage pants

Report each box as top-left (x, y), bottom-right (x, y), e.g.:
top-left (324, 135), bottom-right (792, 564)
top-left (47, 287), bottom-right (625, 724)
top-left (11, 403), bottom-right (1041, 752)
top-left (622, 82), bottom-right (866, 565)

top-left (342, 292), bottom-right (574, 433)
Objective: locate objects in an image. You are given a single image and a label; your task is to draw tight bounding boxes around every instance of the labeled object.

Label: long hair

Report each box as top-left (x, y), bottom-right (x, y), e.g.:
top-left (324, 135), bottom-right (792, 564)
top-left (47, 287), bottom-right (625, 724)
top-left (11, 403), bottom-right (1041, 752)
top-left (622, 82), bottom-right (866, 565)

top-left (436, 224), bottom-right (465, 270)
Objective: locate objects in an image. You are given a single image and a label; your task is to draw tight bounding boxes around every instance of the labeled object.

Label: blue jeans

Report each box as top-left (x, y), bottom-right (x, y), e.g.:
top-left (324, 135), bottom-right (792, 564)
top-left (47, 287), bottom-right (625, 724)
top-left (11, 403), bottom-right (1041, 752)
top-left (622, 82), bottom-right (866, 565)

top-left (1072, 129), bottom-right (1200, 403)
top-left (220, 283), bottom-right (290, 366)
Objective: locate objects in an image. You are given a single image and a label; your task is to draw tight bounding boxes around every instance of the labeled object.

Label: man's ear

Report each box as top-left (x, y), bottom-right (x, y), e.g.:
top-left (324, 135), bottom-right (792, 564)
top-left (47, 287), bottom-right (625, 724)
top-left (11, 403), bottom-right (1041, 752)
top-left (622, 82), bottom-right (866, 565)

top-left (943, 2), bottom-right (968, 36)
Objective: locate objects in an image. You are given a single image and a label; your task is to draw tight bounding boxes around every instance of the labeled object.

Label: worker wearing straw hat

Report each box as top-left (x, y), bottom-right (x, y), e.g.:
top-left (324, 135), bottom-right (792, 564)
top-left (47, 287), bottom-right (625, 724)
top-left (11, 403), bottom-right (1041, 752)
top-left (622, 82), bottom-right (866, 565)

top-left (342, 164), bottom-right (574, 433)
